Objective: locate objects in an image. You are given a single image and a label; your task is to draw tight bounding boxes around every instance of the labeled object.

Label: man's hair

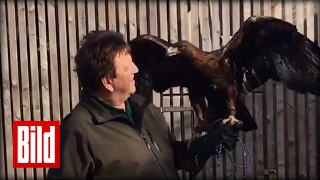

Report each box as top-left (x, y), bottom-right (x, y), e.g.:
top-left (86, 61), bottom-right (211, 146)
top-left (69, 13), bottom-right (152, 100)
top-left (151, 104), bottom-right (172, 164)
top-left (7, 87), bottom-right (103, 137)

top-left (75, 30), bottom-right (131, 92)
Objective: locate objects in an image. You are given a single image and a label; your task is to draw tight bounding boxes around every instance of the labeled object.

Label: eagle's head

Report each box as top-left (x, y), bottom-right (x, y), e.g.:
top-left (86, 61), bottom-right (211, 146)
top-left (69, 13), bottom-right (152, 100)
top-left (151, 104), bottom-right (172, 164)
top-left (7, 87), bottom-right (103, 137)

top-left (166, 40), bottom-right (196, 58)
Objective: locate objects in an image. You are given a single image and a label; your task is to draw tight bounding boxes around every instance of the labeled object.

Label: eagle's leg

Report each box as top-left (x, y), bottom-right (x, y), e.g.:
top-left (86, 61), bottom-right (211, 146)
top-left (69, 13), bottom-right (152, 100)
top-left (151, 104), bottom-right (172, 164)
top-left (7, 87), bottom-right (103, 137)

top-left (221, 85), bottom-right (243, 127)
top-left (192, 102), bottom-right (209, 133)
top-left (188, 89), bottom-right (210, 135)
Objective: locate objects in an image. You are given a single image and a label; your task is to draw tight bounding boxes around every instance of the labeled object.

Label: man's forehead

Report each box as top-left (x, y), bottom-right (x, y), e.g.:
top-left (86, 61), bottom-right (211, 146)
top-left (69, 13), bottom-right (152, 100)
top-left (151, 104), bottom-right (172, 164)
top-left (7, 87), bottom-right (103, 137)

top-left (115, 50), bottom-right (130, 57)
top-left (114, 46), bottom-right (130, 57)
top-left (114, 52), bottom-right (132, 64)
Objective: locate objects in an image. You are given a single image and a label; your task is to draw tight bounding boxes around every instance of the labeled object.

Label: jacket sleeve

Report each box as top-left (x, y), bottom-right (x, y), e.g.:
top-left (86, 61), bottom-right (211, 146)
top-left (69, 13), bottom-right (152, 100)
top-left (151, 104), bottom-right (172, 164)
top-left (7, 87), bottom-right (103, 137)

top-left (46, 114), bottom-right (95, 179)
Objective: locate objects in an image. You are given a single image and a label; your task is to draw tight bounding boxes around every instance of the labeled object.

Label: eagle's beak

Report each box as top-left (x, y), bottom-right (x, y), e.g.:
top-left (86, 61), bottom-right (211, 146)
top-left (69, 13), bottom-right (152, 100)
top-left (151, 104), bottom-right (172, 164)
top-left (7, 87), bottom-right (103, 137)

top-left (166, 47), bottom-right (181, 57)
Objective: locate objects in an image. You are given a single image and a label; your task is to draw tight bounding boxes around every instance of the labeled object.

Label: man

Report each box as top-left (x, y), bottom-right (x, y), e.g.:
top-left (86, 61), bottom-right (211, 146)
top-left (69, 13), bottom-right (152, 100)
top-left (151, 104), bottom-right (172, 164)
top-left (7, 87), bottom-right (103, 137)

top-left (46, 30), bottom-right (240, 179)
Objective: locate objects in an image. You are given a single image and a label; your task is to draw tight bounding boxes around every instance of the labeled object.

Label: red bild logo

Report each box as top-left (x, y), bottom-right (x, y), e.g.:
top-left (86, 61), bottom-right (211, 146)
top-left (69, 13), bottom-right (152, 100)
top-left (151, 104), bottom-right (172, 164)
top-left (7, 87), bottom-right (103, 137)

top-left (12, 121), bottom-right (60, 168)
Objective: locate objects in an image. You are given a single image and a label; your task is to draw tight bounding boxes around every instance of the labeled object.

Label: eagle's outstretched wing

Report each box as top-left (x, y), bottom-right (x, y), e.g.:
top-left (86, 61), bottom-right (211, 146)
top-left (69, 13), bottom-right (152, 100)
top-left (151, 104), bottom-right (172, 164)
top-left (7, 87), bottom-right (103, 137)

top-left (129, 34), bottom-right (210, 100)
top-left (129, 34), bottom-right (258, 132)
top-left (221, 16), bottom-right (320, 96)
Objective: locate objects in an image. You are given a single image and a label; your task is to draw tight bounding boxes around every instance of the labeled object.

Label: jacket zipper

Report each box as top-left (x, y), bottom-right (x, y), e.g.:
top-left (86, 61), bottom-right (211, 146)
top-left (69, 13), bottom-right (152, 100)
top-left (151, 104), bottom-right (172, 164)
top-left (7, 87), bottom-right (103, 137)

top-left (146, 129), bottom-right (161, 152)
top-left (132, 125), bottom-right (167, 180)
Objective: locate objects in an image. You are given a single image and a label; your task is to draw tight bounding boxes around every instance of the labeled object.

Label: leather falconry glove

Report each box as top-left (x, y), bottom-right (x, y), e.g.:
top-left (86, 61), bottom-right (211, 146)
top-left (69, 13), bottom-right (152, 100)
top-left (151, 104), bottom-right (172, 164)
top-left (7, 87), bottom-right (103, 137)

top-left (187, 124), bottom-right (241, 166)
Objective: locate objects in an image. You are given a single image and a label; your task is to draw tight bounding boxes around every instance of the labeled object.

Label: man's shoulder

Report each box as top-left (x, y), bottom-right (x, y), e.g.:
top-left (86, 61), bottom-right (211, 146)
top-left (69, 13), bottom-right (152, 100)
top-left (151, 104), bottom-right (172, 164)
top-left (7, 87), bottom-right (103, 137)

top-left (60, 102), bottom-right (92, 131)
top-left (129, 93), bottom-right (147, 103)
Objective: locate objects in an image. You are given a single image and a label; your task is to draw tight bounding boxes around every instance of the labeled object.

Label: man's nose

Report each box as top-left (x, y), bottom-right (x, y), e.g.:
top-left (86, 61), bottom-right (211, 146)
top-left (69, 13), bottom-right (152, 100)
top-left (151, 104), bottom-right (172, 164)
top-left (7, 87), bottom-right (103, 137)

top-left (133, 63), bottom-right (139, 73)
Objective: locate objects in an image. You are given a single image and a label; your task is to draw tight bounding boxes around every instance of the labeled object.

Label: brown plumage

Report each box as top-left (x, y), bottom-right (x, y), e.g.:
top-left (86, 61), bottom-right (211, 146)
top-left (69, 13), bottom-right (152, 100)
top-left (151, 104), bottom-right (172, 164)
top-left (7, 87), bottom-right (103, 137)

top-left (166, 41), bottom-right (241, 127)
top-left (129, 34), bottom-right (258, 134)
top-left (166, 15), bottom-right (320, 129)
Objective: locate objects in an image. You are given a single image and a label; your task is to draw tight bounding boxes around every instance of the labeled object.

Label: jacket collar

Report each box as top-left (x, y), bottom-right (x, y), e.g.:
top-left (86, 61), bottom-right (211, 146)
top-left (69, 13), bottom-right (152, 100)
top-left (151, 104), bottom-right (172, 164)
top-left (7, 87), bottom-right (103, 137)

top-left (80, 90), bottom-right (150, 126)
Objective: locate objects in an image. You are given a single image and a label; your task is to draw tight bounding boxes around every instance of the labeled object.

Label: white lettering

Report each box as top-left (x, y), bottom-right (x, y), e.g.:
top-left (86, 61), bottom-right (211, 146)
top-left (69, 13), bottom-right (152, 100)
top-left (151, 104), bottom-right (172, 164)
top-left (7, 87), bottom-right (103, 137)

top-left (17, 126), bottom-right (29, 163)
top-left (37, 126), bottom-right (42, 163)
top-left (30, 126), bottom-right (36, 163)
top-left (43, 126), bottom-right (55, 163)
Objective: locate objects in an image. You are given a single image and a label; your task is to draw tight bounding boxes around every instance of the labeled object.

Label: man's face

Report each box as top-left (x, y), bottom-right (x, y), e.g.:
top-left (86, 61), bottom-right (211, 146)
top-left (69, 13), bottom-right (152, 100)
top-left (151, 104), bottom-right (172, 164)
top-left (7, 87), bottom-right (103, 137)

top-left (108, 52), bottom-right (139, 95)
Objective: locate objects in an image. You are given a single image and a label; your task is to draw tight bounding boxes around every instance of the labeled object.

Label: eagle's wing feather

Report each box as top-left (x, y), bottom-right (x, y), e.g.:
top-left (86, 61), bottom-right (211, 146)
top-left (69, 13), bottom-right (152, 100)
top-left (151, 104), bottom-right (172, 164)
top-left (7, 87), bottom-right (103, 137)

top-left (129, 34), bottom-right (258, 132)
top-left (129, 35), bottom-right (172, 101)
top-left (129, 34), bottom-right (171, 70)
top-left (129, 34), bottom-right (199, 99)
top-left (223, 16), bottom-right (320, 96)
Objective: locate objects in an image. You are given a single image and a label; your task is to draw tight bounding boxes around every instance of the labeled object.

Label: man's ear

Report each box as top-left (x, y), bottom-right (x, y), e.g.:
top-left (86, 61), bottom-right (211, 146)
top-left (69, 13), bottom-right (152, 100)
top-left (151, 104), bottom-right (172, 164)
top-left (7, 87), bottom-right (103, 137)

top-left (101, 76), bottom-right (114, 92)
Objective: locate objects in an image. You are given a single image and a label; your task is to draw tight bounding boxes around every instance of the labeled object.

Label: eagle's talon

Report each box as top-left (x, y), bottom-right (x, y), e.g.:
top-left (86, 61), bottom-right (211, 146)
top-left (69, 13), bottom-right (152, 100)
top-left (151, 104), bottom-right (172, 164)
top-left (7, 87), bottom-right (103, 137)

top-left (221, 115), bottom-right (242, 127)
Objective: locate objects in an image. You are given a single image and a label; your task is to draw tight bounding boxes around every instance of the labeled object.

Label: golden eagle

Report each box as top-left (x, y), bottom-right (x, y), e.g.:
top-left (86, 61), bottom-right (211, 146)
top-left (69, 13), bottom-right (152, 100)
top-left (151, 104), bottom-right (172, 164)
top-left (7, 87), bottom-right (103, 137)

top-left (128, 35), bottom-right (257, 134)
top-left (165, 16), bottom-right (320, 127)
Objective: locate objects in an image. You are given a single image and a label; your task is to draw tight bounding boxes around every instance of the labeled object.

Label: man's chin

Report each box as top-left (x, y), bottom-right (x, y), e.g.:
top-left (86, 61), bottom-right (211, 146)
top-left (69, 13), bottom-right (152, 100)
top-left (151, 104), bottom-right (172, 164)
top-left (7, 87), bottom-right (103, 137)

top-left (129, 87), bottom-right (136, 95)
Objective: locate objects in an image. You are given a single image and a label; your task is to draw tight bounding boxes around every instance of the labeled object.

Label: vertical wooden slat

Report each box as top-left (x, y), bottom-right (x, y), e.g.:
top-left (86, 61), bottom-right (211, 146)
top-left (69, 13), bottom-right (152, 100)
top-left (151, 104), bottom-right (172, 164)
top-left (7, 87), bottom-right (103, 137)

top-left (167, 0), bottom-right (177, 138)
top-left (295, 1), bottom-right (308, 178)
top-left (0, 15), bottom-right (5, 173)
top-left (118, 1), bottom-right (127, 41)
top-left (209, 0), bottom-right (220, 50)
top-left (97, 0), bottom-right (106, 30)
top-left (66, 0), bottom-right (79, 109)
top-left (128, 1), bottom-right (137, 41)
top-left (178, 2), bottom-right (189, 179)
top-left (158, 0), bottom-right (168, 42)
top-left (77, 0), bottom-right (87, 46)
top-left (169, 0), bottom-right (178, 45)
top-left (86, 0), bottom-right (95, 31)
top-left (292, 2), bottom-right (300, 178)
top-left (45, 3), bottom-right (60, 175)
top-left (318, 1), bottom-right (320, 44)
top-left (262, 2), bottom-right (273, 179)
top-left (158, 0), bottom-right (170, 129)
top-left (37, 0), bottom-right (50, 178)
top-left (178, 0), bottom-right (187, 129)
top-left (189, 0), bottom-right (200, 50)
top-left (149, 0), bottom-right (160, 107)
top-left (185, 8), bottom-right (194, 177)
top-left (107, 0), bottom-right (116, 31)
top-left (37, 0), bottom-right (50, 121)
top-left (167, 1), bottom-right (183, 178)
top-left (148, 0), bottom-right (157, 36)
top-left (252, 1), bottom-right (265, 179)
top-left (305, 0), bottom-right (317, 178)
top-left (28, 0), bottom-right (43, 177)
top-left (221, 1), bottom-right (236, 179)
top-left (262, 1), bottom-right (277, 179)
top-left (17, 0), bottom-right (30, 123)
top-left (317, 1), bottom-right (320, 178)
top-left (57, 0), bottom-right (71, 118)
top-left (283, 1), bottom-right (296, 179)
top-left (7, 1), bottom-right (23, 178)
top-left (168, 0), bottom-right (180, 135)
top-left (199, 0), bottom-right (213, 52)
top-left (47, 0), bottom-right (60, 122)
top-left (198, 1), bottom-right (209, 178)
top-left (1, 0), bottom-right (14, 179)
top-left (273, 2), bottom-right (286, 179)
top-left (138, 0), bottom-right (147, 35)
top-left (231, 1), bottom-right (246, 178)
top-left (242, 0), bottom-right (255, 178)
top-left (208, 1), bottom-right (223, 178)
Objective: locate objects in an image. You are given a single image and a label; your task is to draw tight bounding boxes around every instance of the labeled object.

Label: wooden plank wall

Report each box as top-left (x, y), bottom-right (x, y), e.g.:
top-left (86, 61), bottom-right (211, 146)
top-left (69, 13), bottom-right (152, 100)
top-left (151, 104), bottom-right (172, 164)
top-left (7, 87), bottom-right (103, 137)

top-left (0, 0), bottom-right (319, 179)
